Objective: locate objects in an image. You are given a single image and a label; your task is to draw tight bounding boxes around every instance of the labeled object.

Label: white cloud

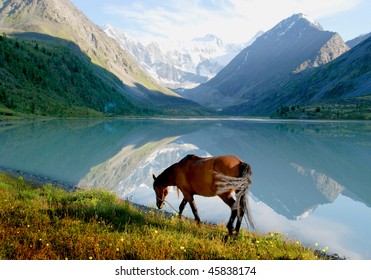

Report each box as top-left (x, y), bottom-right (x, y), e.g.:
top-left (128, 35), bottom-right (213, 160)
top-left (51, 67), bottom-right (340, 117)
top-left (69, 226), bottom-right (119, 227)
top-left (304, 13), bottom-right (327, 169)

top-left (103, 0), bottom-right (362, 44)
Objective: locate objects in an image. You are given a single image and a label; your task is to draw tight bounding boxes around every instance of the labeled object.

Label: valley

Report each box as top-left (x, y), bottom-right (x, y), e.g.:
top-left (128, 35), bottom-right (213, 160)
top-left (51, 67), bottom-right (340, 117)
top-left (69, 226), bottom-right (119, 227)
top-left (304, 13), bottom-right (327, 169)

top-left (0, 1), bottom-right (370, 120)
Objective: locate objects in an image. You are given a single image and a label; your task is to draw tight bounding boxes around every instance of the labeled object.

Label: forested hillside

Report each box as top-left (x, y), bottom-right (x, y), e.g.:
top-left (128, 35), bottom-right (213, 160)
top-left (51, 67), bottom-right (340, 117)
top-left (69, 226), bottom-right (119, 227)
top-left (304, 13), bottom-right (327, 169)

top-left (0, 34), bottom-right (153, 117)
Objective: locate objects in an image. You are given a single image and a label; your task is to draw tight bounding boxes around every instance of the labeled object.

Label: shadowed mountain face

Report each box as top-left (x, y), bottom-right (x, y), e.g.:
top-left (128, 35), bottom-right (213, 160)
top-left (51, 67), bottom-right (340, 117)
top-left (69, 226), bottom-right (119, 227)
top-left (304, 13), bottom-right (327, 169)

top-left (183, 14), bottom-right (350, 112)
top-left (264, 37), bottom-right (371, 113)
top-left (0, 33), bottom-right (150, 116)
top-left (0, 0), bottom-right (204, 115)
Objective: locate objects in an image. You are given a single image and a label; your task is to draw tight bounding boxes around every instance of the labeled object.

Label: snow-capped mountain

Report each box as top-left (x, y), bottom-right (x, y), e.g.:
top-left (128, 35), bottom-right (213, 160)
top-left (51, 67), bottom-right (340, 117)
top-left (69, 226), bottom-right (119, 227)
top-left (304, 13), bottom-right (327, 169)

top-left (184, 13), bottom-right (350, 111)
top-left (103, 25), bottom-right (258, 89)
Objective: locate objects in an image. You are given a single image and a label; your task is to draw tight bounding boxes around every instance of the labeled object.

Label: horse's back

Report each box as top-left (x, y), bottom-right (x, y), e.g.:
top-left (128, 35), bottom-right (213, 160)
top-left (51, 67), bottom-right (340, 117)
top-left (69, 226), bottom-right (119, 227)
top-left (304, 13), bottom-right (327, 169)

top-left (204, 155), bottom-right (241, 179)
top-left (176, 155), bottom-right (243, 196)
top-left (181, 154), bottom-right (242, 174)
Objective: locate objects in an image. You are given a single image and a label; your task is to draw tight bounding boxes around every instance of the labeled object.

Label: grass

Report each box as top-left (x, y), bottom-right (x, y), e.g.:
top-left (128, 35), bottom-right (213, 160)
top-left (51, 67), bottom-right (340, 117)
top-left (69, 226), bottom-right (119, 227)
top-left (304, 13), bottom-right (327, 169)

top-left (273, 101), bottom-right (371, 120)
top-left (0, 173), bottom-right (325, 260)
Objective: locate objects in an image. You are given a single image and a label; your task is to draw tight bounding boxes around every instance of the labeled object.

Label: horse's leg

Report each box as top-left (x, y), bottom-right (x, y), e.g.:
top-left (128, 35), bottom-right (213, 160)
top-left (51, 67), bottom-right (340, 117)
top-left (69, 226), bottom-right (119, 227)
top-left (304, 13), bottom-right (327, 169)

top-left (218, 193), bottom-right (237, 235)
top-left (235, 203), bottom-right (244, 234)
top-left (188, 196), bottom-right (201, 223)
top-left (178, 198), bottom-right (187, 218)
top-left (235, 191), bottom-right (246, 234)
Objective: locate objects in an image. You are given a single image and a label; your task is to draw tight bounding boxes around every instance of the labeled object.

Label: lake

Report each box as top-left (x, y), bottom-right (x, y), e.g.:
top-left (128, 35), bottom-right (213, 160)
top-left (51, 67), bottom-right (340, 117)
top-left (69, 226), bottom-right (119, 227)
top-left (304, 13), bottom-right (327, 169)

top-left (1, 118), bottom-right (370, 259)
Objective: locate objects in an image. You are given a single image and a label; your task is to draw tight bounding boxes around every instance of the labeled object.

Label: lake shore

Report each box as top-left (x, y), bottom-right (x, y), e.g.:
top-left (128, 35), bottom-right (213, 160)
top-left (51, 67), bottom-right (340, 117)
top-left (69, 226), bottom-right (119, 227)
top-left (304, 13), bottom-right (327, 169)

top-left (0, 167), bottom-right (75, 190)
top-left (0, 169), bottom-right (346, 260)
top-left (0, 171), bottom-right (330, 260)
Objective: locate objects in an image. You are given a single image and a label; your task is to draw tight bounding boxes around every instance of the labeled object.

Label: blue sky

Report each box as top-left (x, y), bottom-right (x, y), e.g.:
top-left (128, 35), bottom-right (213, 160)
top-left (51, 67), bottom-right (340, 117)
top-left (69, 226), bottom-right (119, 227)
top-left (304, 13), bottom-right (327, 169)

top-left (69, 0), bottom-right (371, 43)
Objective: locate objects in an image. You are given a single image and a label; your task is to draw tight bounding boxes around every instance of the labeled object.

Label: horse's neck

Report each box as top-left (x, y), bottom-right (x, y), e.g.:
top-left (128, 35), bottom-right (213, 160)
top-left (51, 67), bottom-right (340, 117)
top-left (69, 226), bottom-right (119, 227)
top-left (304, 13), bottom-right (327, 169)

top-left (164, 164), bottom-right (177, 186)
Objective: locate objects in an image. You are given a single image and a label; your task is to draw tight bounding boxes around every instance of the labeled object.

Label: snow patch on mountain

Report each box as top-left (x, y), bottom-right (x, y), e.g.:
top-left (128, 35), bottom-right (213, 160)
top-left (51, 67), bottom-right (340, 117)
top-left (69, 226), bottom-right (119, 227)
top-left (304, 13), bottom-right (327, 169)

top-left (103, 25), bottom-right (260, 89)
top-left (300, 13), bottom-right (323, 30)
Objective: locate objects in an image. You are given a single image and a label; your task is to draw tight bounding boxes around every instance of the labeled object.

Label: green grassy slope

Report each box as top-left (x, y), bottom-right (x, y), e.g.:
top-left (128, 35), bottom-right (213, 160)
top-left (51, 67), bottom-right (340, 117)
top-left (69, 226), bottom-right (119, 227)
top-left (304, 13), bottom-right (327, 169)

top-left (0, 173), bottom-right (326, 260)
top-left (0, 34), bottom-right (156, 118)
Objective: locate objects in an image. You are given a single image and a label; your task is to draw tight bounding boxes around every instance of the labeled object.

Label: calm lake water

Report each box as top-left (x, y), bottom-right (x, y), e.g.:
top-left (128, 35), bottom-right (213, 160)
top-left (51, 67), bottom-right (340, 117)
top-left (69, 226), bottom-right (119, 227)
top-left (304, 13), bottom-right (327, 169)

top-left (1, 118), bottom-right (370, 259)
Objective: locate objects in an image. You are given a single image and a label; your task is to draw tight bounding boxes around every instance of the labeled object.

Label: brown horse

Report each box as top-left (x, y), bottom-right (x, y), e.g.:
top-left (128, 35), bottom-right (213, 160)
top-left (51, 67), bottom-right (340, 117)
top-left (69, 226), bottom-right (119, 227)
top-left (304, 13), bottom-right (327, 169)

top-left (152, 154), bottom-right (254, 234)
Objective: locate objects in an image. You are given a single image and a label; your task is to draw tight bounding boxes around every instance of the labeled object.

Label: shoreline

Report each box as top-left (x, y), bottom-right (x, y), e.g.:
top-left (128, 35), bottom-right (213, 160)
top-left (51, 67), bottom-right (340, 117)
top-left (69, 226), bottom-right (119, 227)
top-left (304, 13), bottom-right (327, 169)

top-left (0, 167), bottom-right (76, 191)
top-left (0, 167), bottom-right (173, 217)
top-left (0, 168), bottom-right (347, 260)
top-left (2, 115), bottom-right (371, 124)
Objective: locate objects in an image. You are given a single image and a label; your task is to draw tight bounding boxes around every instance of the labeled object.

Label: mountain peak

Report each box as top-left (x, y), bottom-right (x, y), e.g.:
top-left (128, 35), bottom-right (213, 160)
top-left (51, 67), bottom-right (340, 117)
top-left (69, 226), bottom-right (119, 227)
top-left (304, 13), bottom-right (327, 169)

top-left (267, 13), bottom-right (324, 38)
top-left (294, 13), bottom-right (323, 30)
top-left (193, 34), bottom-right (220, 42)
top-left (184, 13), bottom-right (349, 110)
top-left (192, 34), bottom-right (223, 47)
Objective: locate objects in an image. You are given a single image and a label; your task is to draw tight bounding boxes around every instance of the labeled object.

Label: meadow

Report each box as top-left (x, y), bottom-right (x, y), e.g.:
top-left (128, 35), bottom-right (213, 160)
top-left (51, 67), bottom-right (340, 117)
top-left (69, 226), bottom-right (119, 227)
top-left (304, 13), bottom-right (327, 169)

top-left (0, 173), bottom-right (327, 260)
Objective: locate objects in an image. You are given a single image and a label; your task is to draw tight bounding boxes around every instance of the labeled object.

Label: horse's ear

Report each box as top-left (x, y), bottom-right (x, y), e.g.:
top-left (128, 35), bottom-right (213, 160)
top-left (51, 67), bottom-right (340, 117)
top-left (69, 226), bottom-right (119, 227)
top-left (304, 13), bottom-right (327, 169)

top-left (152, 174), bottom-right (156, 180)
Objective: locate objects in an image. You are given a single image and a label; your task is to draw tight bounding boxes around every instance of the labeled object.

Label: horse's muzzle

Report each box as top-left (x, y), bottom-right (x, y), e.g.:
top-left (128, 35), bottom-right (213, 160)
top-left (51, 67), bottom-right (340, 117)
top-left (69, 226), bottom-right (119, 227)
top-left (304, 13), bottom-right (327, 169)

top-left (156, 201), bottom-right (164, 209)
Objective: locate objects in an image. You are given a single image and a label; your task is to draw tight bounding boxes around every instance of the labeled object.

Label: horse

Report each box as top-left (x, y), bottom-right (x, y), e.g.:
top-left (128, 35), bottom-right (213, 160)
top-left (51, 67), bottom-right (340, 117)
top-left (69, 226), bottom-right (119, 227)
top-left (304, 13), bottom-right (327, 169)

top-left (152, 154), bottom-right (254, 235)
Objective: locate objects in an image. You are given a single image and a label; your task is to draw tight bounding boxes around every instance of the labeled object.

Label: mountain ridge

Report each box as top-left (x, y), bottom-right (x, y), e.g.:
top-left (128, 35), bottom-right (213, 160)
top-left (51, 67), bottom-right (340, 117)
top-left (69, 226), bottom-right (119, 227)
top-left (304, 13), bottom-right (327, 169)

top-left (183, 13), bottom-right (350, 111)
top-left (274, 37), bottom-right (371, 107)
top-left (346, 32), bottom-right (371, 48)
top-left (222, 36), bottom-right (371, 118)
top-left (103, 24), bottom-right (257, 90)
top-left (1, 3), bottom-right (369, 119)
top-left (0, 0), bottom-right (207, 116)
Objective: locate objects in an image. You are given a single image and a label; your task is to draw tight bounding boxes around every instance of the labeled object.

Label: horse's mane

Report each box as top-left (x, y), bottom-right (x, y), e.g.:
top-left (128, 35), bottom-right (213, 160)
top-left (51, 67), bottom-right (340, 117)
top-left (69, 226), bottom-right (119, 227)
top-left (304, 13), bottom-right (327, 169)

top-left (157, 164), bottom-right (175, 184)
top-left (185, 154), bottom-right (202, 161)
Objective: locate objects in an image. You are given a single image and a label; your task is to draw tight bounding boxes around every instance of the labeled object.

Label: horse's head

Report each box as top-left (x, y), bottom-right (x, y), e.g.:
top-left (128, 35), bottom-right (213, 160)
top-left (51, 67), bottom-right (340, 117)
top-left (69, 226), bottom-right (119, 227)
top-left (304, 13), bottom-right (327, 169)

top-left (152, 174), bottom-right (169, 209)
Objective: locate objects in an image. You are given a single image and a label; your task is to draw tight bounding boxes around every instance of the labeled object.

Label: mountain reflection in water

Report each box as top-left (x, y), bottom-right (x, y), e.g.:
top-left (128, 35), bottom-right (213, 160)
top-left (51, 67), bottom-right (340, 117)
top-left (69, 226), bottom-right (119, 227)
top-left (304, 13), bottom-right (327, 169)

top-left (0, 119), bottom-right (370, 259)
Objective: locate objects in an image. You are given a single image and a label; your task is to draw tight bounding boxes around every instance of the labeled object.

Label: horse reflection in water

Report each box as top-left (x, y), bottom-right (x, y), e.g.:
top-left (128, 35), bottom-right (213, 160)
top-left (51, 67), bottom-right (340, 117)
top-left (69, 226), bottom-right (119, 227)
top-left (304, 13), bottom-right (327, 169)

top-left (152, 154), bottom-right (254, 235)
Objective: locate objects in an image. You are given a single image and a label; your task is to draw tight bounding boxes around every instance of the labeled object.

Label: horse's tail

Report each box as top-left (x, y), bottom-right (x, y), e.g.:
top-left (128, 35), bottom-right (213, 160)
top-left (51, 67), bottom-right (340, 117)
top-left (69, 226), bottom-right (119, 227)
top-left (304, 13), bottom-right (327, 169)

top-left (237, 162), bottom-right (254, 230)
top-left (214, 162), bottom-right (254, 230)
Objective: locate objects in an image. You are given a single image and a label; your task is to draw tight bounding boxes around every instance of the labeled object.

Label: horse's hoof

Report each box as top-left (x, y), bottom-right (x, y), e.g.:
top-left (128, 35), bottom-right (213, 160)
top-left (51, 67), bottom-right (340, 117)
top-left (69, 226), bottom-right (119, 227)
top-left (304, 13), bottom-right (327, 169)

top-left (228, 229), bottom-right (237, 236)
